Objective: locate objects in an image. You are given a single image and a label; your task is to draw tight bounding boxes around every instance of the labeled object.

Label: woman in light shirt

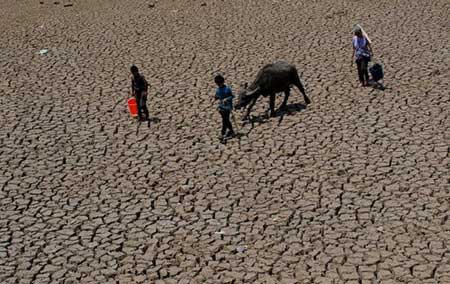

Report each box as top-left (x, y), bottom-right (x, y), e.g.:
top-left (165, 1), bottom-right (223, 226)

top-left (352, 27), bottom-right (373, 87)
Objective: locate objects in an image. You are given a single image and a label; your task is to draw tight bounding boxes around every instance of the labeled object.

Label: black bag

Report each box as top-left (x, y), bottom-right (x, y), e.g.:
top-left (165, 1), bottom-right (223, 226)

top-left (369, 63), bottom-right (384, 82)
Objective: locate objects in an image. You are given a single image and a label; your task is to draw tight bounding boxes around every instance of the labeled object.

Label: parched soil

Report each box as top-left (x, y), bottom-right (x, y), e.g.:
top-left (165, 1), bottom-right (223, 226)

top-left (0, 0), bottom-right (449, 283)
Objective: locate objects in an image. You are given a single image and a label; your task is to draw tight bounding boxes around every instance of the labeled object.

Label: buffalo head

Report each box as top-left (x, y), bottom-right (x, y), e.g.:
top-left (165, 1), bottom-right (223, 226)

top-left (235, 83), bottom-right (259, 110)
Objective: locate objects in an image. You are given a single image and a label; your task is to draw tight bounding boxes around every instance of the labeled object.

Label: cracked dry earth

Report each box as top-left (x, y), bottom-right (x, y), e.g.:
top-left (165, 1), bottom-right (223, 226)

top-left (1, 0), bottom-right (449, 283)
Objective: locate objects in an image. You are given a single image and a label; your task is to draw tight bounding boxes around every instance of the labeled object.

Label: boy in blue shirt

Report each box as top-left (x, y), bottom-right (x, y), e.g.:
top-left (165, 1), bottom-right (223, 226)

top-left (214, 75), bottom-right (235, 142)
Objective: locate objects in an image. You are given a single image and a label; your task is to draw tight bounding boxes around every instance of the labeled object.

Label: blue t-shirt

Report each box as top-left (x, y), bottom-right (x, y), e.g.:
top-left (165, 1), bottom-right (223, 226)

top-left (215, 85), bottom-right (233, 111)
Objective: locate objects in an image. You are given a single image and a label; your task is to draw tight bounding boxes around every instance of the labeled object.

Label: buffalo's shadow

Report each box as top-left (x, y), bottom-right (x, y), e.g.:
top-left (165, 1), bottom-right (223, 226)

top-left (239, 112), bottom-right (271, 129)
top-left (280, 102), bottom-right (307, 114)
top-left (277, 102), bottom-right (307, 125)
top-left (239, 102), bottom-right (308, 134)
top-left (243, 102), bottom-right (307, 124)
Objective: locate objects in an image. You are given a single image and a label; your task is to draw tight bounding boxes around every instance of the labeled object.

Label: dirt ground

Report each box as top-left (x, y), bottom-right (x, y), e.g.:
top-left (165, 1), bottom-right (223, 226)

top-left (0, 0), bottom-right (449, 283)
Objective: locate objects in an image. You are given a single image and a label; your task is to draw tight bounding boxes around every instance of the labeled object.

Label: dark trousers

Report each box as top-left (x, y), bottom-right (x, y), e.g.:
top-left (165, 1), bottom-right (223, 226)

top-left (135, 92), bottom-right (149, 120)
top-left (356, 57), bottom-right (370, 83)
top-left (219, 110), bottom-right (233, 136)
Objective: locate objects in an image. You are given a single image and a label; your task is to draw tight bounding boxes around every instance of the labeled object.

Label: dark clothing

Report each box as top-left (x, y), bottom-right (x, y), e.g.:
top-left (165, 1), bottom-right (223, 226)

top-left (131, 75), bottom-right (148, 93)
top-left (135, 92), bottom-right (149, 120)
top-left (356, 57), bottom-right (370, 84)
top-left (131, 74), bottom-right (149, 120)
top-left (219, 109), bottom-right (233, 136)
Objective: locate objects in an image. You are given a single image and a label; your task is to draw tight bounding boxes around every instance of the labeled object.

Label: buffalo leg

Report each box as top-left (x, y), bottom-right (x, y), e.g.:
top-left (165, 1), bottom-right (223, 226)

top-left (243, 98), bottom-right (257, 121)
top-left (303, 93), bottom-right (311, 105)
top-left (294, 81), bottom-right (310, 104)
top-left (280, 89), bottom-right (290, 110)
top-left (269, 93), bottom-right (276, 117)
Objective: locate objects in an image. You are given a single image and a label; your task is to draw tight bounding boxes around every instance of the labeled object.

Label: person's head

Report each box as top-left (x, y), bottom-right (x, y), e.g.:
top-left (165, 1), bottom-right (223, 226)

top-left (130, 65), bottom-right (139, 76)
top-left (354, 27), bottom-right (363, 38)
top-left (214, 74), bottom-right (225, 87)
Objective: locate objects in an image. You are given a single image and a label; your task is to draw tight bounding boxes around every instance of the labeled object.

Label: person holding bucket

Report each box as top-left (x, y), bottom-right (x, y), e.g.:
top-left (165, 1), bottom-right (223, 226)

top-left (351, 25), bottom-right (373, 87)
top-left (130, 65), bottom-right (150, 121)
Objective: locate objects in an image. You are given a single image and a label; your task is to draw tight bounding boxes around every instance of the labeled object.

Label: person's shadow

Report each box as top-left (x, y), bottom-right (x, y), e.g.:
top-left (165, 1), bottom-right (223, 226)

top-left (136, 116), bottom-right (161, 135)
top-left (369, 81), bottom-right (386, 91)
top-left (148, 117), bottom-right (161, 124)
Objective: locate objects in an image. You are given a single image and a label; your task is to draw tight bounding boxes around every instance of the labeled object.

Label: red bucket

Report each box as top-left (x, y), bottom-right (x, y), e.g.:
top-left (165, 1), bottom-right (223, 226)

top-left (127, 97), bottom-right (138, 118)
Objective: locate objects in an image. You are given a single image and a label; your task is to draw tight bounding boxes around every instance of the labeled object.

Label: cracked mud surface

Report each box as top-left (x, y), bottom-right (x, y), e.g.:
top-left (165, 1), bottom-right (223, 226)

top-left (0, 0), bottom-right (449, 283)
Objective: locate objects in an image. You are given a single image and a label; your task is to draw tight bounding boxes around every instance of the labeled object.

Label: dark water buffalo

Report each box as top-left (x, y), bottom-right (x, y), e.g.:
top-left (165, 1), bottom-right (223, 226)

top-left (235, 61), bottom-right (310, 120)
